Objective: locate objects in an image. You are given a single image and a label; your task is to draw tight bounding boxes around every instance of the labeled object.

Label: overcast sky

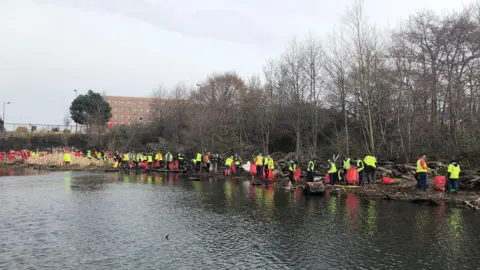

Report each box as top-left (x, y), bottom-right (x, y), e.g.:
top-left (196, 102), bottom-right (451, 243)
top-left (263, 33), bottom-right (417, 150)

top-left (0, 0), bottom-right (474, 126)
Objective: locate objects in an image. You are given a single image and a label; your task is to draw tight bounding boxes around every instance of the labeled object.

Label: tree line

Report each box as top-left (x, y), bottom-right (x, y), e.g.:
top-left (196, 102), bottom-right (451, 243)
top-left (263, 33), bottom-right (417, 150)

top-left (67, 1), bottom-right (480, 164)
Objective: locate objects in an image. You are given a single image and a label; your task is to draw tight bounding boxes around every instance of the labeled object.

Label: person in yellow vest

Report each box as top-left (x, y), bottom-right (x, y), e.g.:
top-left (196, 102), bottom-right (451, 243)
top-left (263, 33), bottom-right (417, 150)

top-left (178, 153), bottom-right (184, 169)
top-left (416, 154), bottom-right (429, 191)
top-left (225, 156), bottom-right (233, 175)
top-left (63, 149), bottom-right (71, 167)
top-left (447, 160), bottom-right (461, 193)
top-left (234, 154), bottom-right (243, 176)
top-left (86, 150), bottom-right (92, 159)
top-left (147, 153), bottom-right (153, 168)
top-left (154, 152), bottom-right (163, 168)
top-left (355, 157), bottom-right (365, 186)
top-left (307, 158), bottom-right (316, 182)
top-left (343, 157), bottom-right (351, 183)
top-left (195, 152), bottom-right (202, 172)
top-left (123, 152), bottom-right (130, 168)
top-left (327, 159), bottom-right (338, 185)
top-left (267, 156), bottom-right (275, 179)
top-left (288, 159), bottom-right (297, 185)
top-left (364, 155), bottom-right (377, 184)
top-left (263, 155), bottom-right (270, 179)
top-left (164, 152), bottom-right (173, 169)
top-left (254, 153), bottom-right (264, 178)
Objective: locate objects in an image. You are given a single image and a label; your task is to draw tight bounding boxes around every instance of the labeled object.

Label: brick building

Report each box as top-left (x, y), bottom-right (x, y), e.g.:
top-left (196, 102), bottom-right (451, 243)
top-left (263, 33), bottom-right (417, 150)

top-left (103, 96), bottom-right (155, 126)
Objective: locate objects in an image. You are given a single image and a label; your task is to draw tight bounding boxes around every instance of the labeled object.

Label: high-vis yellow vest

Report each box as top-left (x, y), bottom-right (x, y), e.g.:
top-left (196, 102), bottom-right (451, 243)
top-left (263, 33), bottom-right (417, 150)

top-left (448, 164), bottom-right (461, 179)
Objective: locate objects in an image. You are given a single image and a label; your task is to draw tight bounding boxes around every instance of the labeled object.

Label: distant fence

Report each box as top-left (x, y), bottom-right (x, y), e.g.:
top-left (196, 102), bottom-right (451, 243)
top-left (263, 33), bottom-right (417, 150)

top-left (2, 123), bottom-right (86, 133)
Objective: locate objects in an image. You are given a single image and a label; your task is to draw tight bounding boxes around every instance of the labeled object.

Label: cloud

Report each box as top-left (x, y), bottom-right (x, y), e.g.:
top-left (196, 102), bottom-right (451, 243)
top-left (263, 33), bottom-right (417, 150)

top-left (33, 0), bottom-right (281, 46)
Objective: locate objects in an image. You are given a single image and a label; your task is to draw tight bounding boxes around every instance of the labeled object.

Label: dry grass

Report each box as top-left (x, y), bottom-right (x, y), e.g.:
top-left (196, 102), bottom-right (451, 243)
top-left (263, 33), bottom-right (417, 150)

top-left (26, 153), bottom-right (112, 168)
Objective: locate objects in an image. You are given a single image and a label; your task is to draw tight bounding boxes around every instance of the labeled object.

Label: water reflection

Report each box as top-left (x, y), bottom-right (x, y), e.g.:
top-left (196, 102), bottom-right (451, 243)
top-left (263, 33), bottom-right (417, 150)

top-left (64, 171), bottom-right (72, 193)
top-left (1, 170), bottom-right (480, 269)
top-left (345, 193), bottom-right (360, 231)
top-left (366, 200), bottom-right (377, 237)
top-left (0, 167), bottom-right (42, 177)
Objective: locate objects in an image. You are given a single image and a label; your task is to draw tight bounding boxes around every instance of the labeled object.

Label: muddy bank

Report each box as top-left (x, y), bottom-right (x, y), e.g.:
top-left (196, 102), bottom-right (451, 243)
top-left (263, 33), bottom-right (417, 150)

top-left (322, 182), bottom-right (480, 210)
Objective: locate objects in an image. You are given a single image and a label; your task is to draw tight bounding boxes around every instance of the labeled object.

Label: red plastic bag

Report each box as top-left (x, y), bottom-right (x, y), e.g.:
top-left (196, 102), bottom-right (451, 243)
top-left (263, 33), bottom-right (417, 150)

top-left (268, 168), bottom-right (274, 180)
top-left (0, 152), bottom-right (6, 162)
top-left (325, 173), bottom-right (330, 184)
top-left (346, 167), bottom-right (359, 185)
top-left (382, 177), bottom-right (394, 185)
top-left (294, 168), bottom-right (301, 182)
top-left (434, 176), bottom-right (447, 191)
top-left (232, 163), bottom-right (236, 175)
top-left (250, 163), bottom-right (257, 176)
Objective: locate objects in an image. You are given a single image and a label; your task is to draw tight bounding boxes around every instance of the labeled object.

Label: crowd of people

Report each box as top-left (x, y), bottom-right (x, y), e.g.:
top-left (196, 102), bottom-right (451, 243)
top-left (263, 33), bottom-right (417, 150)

top-left (19, 148), bottom-right (461, 194)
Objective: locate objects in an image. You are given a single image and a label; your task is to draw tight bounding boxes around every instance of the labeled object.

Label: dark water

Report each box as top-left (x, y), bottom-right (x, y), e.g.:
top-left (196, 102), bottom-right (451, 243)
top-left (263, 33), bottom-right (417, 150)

top-left (0, 168), bottom-right (479, 269)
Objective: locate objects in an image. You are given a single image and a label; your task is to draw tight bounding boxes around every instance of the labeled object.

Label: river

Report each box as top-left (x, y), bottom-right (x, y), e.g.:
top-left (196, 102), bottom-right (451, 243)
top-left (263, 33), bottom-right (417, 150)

top-left (0, 168), bottom-right (478, 269)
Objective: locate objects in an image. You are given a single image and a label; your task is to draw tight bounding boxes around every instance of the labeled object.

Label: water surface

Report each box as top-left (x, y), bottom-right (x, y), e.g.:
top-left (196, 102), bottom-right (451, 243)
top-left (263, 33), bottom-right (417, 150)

top-left (0, 169), bottom-right (478, 269)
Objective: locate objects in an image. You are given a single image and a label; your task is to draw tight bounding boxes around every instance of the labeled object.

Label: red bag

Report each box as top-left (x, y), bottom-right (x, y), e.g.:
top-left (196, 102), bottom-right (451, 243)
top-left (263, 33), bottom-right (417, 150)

top-left (382, 177), bottom-right (394, 185)
top-left (0, 152), bottom-right (6, 161)
top-left (434, 176), bottom-right (447, 191)
top-left (250, 163), bottom-right (257, 176)
top-left (294, 168), bottom-right (301, 182)
top-left (231, 163), bottom-right (236, 175)
top-left (173, 160), bottom-right (179, 170)
top-left (346, 167), bottom-right (359, 185)
top-left (168, 162), bottom-right (174, 170)
top-left (325, 173), bottom-right (330, 184)
top-left (268, 168), bottom-right (274, 180)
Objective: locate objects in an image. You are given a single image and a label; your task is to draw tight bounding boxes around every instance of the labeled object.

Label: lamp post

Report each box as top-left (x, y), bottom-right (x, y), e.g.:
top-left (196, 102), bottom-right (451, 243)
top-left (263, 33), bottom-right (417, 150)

top-left (3, 101), bottom-right (10, 123)
top-left (73, 90), bottom-right (78, 132)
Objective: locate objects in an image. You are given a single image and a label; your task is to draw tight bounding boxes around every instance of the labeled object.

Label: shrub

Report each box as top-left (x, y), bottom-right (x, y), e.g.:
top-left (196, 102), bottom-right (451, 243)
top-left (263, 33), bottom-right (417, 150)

top-left (15, 126), bottom-right (28, 133)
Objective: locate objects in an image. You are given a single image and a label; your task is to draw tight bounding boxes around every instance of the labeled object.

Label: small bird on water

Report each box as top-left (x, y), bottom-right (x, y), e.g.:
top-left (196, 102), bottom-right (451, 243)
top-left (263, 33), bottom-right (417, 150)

top-left (165, 235), bottom-right (169, 240)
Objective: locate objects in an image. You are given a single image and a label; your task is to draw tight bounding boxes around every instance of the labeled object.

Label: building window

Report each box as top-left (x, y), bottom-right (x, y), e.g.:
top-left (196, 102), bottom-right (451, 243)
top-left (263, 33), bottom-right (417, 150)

top-left (114, 115), bottom-right (118, 118)
top-left (127, 100), bottom-right (131, 105)
top-left (134, 101), bottom-right (137, 105)
top-left (114, 122), bottom-right (118, 125)
top-left (114, 100), bottom-right (118, 104)
top-left (121, 115), bottom-right (124, 118)
top-left (114, 108), bottom-right (118, 112)
top-left (127, 115), bottom-right (131, 119)
top-left (140, 101), bottom-right (144, 105)
top-left (121, 100), bottom-right (125, 104)
top-left (134, 108), bottom-right (137, 112)
top-left (140, 108), bottom-right (144, 112)
top-left (121, 108), bottom-right (124, 112)
top-left (128, 122), bottom-right (131, 125)
top-left (146, 109), bottom-right (150, 113)
top-left (128, 108), bottom-right (131, 112)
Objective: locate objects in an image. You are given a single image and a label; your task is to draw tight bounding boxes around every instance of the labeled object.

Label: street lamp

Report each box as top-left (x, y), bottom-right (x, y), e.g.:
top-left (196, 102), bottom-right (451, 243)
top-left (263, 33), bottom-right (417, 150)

top-left (3, 101), bottom-right (10, 123)
top-left (73, 90), bottom-right (78, 132)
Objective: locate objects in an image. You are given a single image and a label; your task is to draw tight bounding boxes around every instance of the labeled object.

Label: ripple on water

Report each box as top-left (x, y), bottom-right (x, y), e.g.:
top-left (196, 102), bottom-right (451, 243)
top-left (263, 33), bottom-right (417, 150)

top-left (1, 172), bottom-right (480, 269)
